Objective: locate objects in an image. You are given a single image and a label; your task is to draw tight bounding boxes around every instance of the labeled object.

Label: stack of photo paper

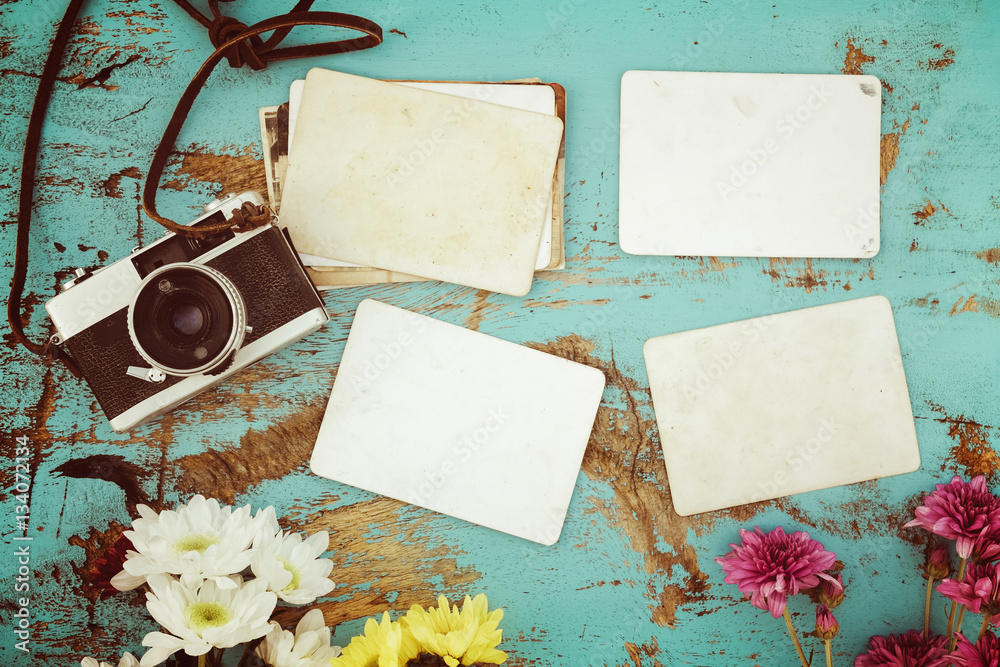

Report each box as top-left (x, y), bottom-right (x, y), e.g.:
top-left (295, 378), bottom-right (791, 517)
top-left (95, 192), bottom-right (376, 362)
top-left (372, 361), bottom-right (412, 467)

top-left (259, 70), bottom-right (567, 293)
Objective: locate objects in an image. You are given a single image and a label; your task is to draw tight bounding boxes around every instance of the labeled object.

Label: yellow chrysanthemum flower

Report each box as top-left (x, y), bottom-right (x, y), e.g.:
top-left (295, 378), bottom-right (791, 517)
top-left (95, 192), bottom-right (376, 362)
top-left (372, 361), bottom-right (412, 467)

top-left (401, 594), bottom-right (507, 666)
top-left (330, 612), bottom-right (417, 667)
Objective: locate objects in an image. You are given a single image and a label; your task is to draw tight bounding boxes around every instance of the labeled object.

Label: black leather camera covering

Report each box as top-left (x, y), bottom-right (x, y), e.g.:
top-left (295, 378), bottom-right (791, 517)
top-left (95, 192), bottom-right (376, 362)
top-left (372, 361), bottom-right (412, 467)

top-left (66, 227), bottom-right (325, 421)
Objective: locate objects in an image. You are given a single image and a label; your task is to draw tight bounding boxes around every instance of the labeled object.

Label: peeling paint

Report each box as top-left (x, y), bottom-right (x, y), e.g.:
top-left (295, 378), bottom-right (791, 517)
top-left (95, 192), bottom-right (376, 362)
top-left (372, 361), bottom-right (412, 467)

top-left (100, 166), bottom-right (142, 198)
top-left (975, 248), bottom-right (1000, 264)
top-left (161, 144), bottom-right (265, 196)
top-left (912, 201), bottom-right (937, 224)
top-left (762, 258), bottom-right (832, 293)
top-left (842, 39), bottom-right (875, 75)
top-left (175, 403), bottom-right (325, 504)
top-left (929, 403), bottom-right (998, 483)
top-left (924, 48), bottom-right (956, 71)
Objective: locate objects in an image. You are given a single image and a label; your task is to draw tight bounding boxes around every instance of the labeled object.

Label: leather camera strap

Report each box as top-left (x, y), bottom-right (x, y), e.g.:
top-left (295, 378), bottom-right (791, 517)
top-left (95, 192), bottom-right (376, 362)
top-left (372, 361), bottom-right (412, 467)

top-left (9, 1), bottom-right (382, 374)
top-left (8, 0), bottom-right (87, 375)
top-left (142, 8), bottom-right (383, 236)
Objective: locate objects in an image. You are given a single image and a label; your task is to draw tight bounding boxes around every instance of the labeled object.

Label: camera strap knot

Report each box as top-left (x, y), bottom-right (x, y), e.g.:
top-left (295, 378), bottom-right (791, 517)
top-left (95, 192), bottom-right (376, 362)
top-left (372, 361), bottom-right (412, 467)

top-left (207, 15), bottom-right (266, 70)
top-left (229, 202), bottom-right (275, 233)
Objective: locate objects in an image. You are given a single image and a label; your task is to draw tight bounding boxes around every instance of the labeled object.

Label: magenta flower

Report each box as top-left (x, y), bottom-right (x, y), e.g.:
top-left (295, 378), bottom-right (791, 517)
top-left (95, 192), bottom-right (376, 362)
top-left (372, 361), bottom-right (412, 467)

top-left (924, 540), bottom-right (952, 580)
top-left (819, 571), bottom-right (846, 609)
top-left (854, 630), bottom-right (953, 667)
top-left (815, 604), bottom-right (839, 641)
top-left (953, 632), bottom-right (1000, 667)
top-left (905, 475), bottom-right (1000, 559)
top-left (938, 561), bottom-right (1000, 615)
top-left (974, 524), bottom-right (1000, 563)
top-left (714, 526), bottom-right (837, 618)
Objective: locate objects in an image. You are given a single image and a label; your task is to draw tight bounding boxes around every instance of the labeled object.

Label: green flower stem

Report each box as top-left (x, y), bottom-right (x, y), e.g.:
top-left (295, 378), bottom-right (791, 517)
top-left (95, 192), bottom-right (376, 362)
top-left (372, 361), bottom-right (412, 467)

top-left (946, 558), bottom-right (968, 640)
top-left (782, 607), bottom-right (810, 667)
top-left (825, 638), bottom-right (833, 667)
top-left (979, 613), bottom-right (992, 641)
top-left (924, 576), bottom-right (935, 641)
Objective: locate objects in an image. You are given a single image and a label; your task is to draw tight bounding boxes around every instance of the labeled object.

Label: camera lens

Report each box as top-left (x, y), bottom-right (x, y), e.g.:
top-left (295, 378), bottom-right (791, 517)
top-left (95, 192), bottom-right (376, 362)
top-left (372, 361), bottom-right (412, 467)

top-left (128, 264), bottom-right (247, 376)
top-left (169, 302), bottom-right (205, 337)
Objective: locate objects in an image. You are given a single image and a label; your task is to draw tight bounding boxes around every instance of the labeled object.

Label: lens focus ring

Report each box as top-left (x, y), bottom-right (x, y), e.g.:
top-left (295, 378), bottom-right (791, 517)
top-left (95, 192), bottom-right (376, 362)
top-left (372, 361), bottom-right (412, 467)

top-left (127, 263), bottom-right (247, 377)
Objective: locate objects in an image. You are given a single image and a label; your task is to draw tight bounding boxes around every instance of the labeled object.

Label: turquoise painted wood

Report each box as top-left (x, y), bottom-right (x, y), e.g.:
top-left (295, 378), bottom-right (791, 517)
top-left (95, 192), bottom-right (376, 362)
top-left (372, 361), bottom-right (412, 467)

top-left (1, 0), bottom-right (998, 665)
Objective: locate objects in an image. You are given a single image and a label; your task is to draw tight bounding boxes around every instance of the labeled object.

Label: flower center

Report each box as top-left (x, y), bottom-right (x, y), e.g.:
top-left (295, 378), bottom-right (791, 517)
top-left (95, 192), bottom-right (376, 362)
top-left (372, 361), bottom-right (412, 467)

top-left (185, 602), bottom-right (232, 635)
top-left (173, 533), bottom-right (219, 555)
top-left (278, 557), bottom-right (302, 592)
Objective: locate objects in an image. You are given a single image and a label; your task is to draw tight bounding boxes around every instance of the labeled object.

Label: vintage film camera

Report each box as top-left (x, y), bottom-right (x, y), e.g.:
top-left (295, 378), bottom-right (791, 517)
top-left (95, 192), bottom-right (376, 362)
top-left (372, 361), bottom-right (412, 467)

top-left (45, 192), bottom-right (329, 432)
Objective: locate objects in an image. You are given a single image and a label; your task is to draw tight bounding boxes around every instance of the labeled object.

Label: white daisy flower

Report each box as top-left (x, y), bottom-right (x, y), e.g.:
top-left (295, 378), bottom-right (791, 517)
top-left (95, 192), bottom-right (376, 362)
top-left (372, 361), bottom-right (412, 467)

top-left (255, 609), bottom-right (342, 667)
top-left (81, 653), bottom-right (139, 667)
top-left (115, 496), bottom-right (277, 591)
top-left (250, 529), bottom-right (335, 605)
top-left (139, 574), bottom-right (276, 667)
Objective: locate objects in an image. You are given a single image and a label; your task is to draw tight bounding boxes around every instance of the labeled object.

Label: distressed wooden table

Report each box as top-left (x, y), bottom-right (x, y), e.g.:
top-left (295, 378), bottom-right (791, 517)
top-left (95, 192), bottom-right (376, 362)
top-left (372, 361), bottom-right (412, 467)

top-left (2, 1), bottom-right (998, 665)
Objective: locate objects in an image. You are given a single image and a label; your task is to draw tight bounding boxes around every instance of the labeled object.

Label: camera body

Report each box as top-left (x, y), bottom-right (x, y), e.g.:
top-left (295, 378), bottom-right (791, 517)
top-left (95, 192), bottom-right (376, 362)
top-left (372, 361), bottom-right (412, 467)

top-left (45, 192), bottom-right (329, 432)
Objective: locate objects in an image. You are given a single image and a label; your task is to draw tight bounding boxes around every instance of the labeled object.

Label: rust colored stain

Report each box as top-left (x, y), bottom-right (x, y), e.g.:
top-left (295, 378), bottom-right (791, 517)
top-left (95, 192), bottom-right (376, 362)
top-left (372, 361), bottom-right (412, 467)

top-left (161, 144), bottom-right (266, 196)
top-left (277, 497), bottom-right (482, 629)
top-left (389, 28), bottom-right (408, 38)
top-left (67, 523), bottom-right (141, 604)
top-left (912, 201), bottom-right (937, 224)
top-left (949, 295), bottom-right (978, 317)
top-left (522, 298), bottom-right (611, 310)
top-left (926, 48), bottom-right (956, 70)
top-left (464, 289), bottom-right (501, 330)
top-left (929, 404), bottom-right (998, 483)
top-left (677, 256), bottom-right (740, 280)
top-left (842, 39), bottom-right (875, 75)
top-left (622, 637), bottom-right (664, 667)
top-left (762, 258), bottom-right (830, 293)
top-left (880, 119), bottom-right (910, 186)
top-left (175, 403), bottom-right (325, 504)
top-left (100, 166), bottom-right (142, 198)
top-left (880, 133), bottom-right (900, 185)
top-left (976, 248), bottom-right (1000, 264)
top-left (909, 240), bottom-right (920, 252)
top-left (525, 335), bottom-right (770, 629)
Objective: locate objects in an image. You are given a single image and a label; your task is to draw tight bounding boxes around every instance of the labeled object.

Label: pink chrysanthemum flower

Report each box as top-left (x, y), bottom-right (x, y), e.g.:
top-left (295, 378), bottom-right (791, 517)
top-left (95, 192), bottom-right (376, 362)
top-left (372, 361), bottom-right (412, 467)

top-left (815, 604), bottom-right (839, 641)
top-left (714, 526), bottom-right (837, 618)
top-left (953, 632), bottom-right (1000, 667)
top-left (974, 524), bottom-right (1000, 563)
top-left (819, 571), bottom-right (846, 609)
top-left (905, 475), bottom-right (1000, 559)
top-left (924, 540), bottom-right (952, 580)
top-left (854, 630), bottom-right (953, 667)
top-left (938, 561), bottom-right (1000, 615)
